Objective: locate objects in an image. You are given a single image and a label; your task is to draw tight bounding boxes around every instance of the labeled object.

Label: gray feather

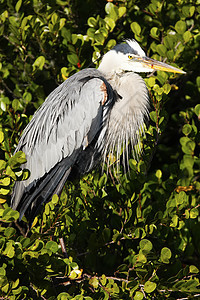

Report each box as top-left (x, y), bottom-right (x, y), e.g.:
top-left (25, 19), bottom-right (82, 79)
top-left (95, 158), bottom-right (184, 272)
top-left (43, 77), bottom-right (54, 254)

top-left (11, 69), bottom-right (114, 217)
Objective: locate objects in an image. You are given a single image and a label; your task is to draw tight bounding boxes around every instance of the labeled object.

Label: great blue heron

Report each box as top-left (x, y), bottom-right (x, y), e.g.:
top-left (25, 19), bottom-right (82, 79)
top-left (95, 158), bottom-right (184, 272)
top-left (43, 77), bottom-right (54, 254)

top-left (11, 39), bottom-right (185, 223)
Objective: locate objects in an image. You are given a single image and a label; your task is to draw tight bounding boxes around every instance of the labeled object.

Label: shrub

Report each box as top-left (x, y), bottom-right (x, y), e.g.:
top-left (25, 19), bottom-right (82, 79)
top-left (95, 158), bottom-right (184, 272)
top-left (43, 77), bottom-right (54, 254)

top-left (0, 0), bottom-right (200, 299)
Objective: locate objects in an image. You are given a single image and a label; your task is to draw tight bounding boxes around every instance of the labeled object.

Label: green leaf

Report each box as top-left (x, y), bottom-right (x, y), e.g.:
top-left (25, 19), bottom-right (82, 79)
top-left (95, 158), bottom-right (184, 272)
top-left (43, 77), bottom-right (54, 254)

top-left (163, 36), bottom-right (174, 49)
top-left (88, 17), bottom-right (97, 27)
top-left (0, 187), bottom-right (10, 195)
top-left (52, 194), bottom-right (59, 204)
top-left (163, 83), bottom-right (171, 94)
top-left (189, 6), bottom-right (195, 17)
top-left (3, 241), bottom-right (15, 258)
top-left (150, 27), bottom-right (159, 38)
top-left (0, 131), bottom-right (4, 143)
top-left (2, 207), bottom-right (20, 221)
top-left (8, 151), bottom-right (27, 168)
top-left (105, 3), bottom-right (118, 21)
top-left (0, 177), bottom-right (10, 186)
top-left (28, 239), bottom-right (44, 251)
top-left (147, 77), bottom-right (156, 87)
top-left (194, 103), bottom-right (200, 116)
top-left (180, 137), bottom-right (195, 155)
top-left (67, 53), bottom-right (78, 65)
top-left (0, 267), bottom-right (6, 276)
top-left (160, 247), bottom-right (172, 263)
top-left (131, 22), bottom-right (141, 36)
top-left (144, 281), bottom-right (157, 293)
top-left (95, 33), bottom-right (105, 44)
top-left (170, 214), bottom-right (178, 227)
top-left (190, 208), bottom-right (199, 219)
top-left (183, 31), bottom-right (192, 43)
top-left (104, 17), bottom-right (115, 31)
top-left (139, 239), bottom-right (153, 254)
top-left (51, 12), bottom-right (58, 25)
top-left (100, 274), bottom-right (107, 286)
top-left (118, 7), bottom-right (126, 18)
top-left (57, 292), bottom-right (71, 300)
top-left (106, 39), bottom-right (116, 50)
top-left (182, 124), bottom-right (192, 136)
top-left (32, 56), bottom-right (46, 71)
top-left (2, 283), bottom-right (9, 293)
top-left (59, 18), bottom-right (66, 30)
top-left (23, 92), bottom-right (32, 104)
top-left (6, 165), bottom-right (16, 180)
top-left (15, 0), bottom-right (22, 12)
top-left (156, 44), bottom-right (167, 56)
top-left (12, 99), bottom-right (21, 111)
top-left (12, 286), bottom-right (22, 295)
top-left (189, 265), bottom-right (199, 274)
top-left (46, 241), bottom-right (58, 253)
top-left (156, 169), bottom-right (162, 179)
top-left (4, 227), bottom-right (16, 238)
top-left (137, 253), bottom-right (147, 263)
top-left (61, 27), bottom-right (71, 42)
top-left (150, 111), bottom-right (157, 123)
top-left (99, 173), bottom-right (107, 188)
top-left (175, 20), bottom-right (186, 34)
top-left (134, 291), bottom-right (144, 300)
top-left (182, 6), bottom-right (191, 17)
top-left (89, 277), bottom-right (99, 289)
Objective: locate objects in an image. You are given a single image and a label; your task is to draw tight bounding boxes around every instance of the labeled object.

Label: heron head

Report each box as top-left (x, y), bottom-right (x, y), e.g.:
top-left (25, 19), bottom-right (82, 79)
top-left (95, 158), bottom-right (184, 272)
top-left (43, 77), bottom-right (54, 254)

top-left (98, 39), bottom-right (185, 76)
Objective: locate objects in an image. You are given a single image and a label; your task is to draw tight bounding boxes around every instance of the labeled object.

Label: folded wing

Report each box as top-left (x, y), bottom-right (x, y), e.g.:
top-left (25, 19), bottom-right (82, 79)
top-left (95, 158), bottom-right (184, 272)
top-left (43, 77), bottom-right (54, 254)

top-left (11, 69), bottom-right (113, 221)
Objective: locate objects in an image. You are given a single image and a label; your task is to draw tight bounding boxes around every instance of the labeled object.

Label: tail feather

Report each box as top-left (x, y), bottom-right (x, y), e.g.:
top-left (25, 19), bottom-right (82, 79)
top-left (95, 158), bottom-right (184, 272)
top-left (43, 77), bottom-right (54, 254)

top-left (16, 163), bottom-right (72, 223)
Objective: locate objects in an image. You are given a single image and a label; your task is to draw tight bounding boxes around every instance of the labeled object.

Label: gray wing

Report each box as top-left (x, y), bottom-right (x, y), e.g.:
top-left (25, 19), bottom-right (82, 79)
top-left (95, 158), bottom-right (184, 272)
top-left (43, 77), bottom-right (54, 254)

top-left (11, 69), bottom-right (113, 216)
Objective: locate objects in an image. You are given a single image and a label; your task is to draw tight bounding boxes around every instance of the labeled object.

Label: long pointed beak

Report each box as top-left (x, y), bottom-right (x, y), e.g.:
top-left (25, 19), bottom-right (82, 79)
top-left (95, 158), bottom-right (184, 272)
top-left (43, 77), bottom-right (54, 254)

top-left (140, 56), bottom-right (186, 74)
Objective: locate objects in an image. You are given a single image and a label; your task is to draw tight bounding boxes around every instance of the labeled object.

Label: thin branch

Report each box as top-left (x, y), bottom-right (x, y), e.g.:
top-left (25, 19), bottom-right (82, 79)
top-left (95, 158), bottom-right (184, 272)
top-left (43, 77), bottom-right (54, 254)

top-left (14, 221), bottom-right (26, 237)
top-left (177, 295), bottom-right (200, 300)
top-left (59, 237), bottom-right (68, 258)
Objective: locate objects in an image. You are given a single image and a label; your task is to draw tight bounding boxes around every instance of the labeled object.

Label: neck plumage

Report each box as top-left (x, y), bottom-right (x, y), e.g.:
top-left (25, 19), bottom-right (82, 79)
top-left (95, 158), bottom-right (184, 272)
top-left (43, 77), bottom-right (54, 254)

top-left (98, 50), bottom-right (124, 82)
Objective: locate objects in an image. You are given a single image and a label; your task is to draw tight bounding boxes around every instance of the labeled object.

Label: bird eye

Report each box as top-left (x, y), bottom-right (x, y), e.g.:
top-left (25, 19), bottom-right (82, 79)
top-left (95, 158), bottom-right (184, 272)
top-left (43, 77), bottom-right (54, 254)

top-left (128, 55), bottom-right (134, 60)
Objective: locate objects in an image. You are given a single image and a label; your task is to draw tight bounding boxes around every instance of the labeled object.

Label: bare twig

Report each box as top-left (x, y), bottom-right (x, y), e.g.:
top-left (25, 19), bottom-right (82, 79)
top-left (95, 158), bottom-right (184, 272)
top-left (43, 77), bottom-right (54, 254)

top-left (14, 221), bottom-right (26, 237)
top-left (59, 237), bottom-right (68, 258)
top-left (177, 295), bottom-right (200, 300)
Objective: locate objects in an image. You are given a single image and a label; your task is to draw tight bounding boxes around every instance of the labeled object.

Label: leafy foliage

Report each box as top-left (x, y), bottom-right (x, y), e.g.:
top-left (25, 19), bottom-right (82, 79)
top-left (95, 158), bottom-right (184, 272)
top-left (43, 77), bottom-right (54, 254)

top-left (0, 0), bottom-right (200, 299)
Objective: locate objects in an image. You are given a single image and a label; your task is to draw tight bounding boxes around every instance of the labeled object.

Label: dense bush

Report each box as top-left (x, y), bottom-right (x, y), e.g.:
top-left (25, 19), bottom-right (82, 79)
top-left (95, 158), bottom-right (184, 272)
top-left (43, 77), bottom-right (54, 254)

top-left (0, 0), bottom-right (200, 299)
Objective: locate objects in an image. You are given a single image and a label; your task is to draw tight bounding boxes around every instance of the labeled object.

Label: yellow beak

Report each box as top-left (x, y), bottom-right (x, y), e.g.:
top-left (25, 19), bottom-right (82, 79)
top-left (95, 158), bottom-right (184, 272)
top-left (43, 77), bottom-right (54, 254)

top-left (140, 57), bottom-right (186, 74)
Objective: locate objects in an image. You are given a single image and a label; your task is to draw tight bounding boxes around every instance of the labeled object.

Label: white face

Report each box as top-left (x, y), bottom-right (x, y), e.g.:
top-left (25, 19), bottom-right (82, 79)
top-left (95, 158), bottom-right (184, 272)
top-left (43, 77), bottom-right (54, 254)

top-left (99, 39), bottom-right (185, 75)
top-left (110, 50), bottom-right (154, 73)
top-left (120, 53), bottom-right (154, 73)
top-left (115, 39), bottom-right (153, 73)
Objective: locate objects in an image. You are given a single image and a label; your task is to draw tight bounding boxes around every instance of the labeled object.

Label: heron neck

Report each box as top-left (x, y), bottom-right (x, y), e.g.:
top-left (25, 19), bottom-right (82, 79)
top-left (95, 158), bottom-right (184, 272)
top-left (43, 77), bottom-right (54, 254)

top-left (98, 52), bottom-right (123, 82)
top-left (98, 67), bottom-right (123, 89)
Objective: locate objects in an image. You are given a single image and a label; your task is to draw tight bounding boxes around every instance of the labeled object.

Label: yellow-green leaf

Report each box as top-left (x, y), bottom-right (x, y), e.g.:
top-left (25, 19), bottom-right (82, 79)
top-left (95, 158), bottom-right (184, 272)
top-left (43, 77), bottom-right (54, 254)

top-left (0, 177), bottom-right (10, 186)
top-left (33, 56), bottom-right (46, 71)
top-left (15, 0), bottom-right (22, 12)
top-left (131, 22), bottom-right (141, 36)
top-left (134, 291), bottom-right (144, 300)
top-left (160, 247), bottom-right (172, 263)
top-left (190, 208), bottom-right (199, 219)
top-left (118, 7), bottom-right (126, 18)
top-left (89, 277), bottom-right (99, 289)
top-left (175, 20), bottom-right (186, 34)
top-left (0, 131), bottom-right (4, 143)
top-left (144, 281), bottom-right (157, 293)
top-left (189, 265), bottom-right (199, 274)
